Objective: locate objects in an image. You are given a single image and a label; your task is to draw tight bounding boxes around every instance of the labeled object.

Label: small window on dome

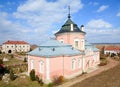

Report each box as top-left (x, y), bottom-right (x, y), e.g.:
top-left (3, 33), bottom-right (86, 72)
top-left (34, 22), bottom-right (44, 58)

top-left (60, 39), bottom-right (64, 43)
top-left (74, 39), bottom-right (79, 48)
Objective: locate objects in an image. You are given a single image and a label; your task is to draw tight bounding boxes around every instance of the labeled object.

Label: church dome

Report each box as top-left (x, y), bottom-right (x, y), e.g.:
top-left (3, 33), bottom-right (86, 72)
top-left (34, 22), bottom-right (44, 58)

top-left (55, 17), bottom-right (86, 35)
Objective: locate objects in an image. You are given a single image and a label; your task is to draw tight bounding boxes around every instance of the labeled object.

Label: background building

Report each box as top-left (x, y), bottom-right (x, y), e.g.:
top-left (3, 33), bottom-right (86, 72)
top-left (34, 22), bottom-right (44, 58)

top-left (104, 46), bottom-right (120, 55)
top-left (2, 40), bottom-right (30, 54)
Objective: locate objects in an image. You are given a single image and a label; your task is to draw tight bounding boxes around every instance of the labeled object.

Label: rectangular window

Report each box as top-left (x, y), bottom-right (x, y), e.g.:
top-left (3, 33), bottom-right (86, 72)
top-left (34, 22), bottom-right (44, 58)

top-left (7, 46), bottom-right (9, 48)
top-left (60, 40), bottom-right (64, 43)
top-left (75, 41), bottom-right (79, 48)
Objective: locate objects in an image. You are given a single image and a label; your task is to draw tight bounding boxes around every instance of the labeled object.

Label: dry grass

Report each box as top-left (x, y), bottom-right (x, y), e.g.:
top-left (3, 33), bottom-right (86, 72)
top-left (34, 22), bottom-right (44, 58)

top-left (0, 75), bottom-right (46, 87)
top-left (71, 63), bottom-right (120, 87)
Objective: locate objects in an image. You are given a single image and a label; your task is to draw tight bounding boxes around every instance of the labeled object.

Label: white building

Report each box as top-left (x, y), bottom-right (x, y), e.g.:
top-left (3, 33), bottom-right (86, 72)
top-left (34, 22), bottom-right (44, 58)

top-left (2, 40), bottom-right (30, 54)
top-left (104, 46), bottom-right (120, 55)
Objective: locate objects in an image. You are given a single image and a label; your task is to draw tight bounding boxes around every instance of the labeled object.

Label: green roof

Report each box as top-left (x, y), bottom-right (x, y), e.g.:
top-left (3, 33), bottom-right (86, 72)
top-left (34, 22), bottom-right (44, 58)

top-left (55, 18), bottom-right (86, 35)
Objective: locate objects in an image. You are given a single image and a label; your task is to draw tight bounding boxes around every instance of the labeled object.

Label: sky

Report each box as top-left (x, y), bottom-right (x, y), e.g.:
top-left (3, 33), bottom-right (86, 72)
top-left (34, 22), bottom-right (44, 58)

top-left (0, 0), bottom-right (120, 45)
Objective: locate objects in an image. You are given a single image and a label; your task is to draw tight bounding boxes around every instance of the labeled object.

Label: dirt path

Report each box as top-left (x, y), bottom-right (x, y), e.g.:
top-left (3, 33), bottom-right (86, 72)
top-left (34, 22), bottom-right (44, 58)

top-left (56, 58), bottom-right (119, 87)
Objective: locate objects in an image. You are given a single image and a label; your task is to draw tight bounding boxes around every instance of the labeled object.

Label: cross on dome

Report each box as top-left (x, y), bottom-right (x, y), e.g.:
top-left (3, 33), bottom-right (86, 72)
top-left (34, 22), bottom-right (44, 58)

top-left (68, 5), bottom-right (71, 18)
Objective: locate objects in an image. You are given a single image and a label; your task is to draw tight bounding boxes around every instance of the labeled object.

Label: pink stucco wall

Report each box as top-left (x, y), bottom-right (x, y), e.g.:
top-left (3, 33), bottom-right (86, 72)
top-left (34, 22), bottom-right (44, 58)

top-left (49, 55), bottom-right (83, 79)
top-left (56, 32), bottom-right (85, 50)
top-left (28, 51), bottom-right (100, 82)
top-left (28, 55), bottom-right (84, 81)
top-left (28, 56), bottom-right (46, 80)
top-left (84, 51), bottom-right (100, 71)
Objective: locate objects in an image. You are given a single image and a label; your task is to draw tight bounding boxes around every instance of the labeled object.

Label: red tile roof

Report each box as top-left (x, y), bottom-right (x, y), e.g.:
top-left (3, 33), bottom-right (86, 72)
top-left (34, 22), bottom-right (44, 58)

top-left (104, 46), bottom-right (120, 51)
top-left (3, 40), bottom-right (29, 44)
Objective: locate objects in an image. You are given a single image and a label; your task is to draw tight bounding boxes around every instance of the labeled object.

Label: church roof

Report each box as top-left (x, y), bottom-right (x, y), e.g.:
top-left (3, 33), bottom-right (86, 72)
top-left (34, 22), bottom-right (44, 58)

top-left (28, 39), bottom-right (82, 57)
top-left (3, 40), bottom-right (29, 44)
top-left (55, 18), bottom-right (86, 35)
top-left (40, 39), bottom-right (70, 47)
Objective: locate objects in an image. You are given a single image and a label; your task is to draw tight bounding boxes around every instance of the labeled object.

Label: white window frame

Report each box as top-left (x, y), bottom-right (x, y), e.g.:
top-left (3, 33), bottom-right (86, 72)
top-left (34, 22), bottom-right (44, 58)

top-left (31, 59), bottom-right (34, 70)
top-left (72, 59), bottom-right (76, 70)
top-left (59, 39), bottom-right (64, 43)
top-left (74, 39), bottom-right (79, 48)
top-left (39, 60), bottom-right (44, 73)
top-left (78, 58), bottom-right (81, 68)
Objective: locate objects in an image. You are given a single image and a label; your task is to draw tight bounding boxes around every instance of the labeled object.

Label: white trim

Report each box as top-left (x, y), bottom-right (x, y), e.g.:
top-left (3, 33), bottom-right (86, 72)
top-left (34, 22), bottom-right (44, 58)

top-left (74, 39), bottom-right (79, 48)
top-left (78, 58), bottom-right (81, 68)
top-left (59, 39), bottom-right (64, 43)
top-left (31, 59), bottom-right (34, 70)
top-left (71, 24), bottom-right (73, 31)
top-left (72, 59), bottom-right (76, 70)
top-left (39, 60), bottom-right (44, 73)
top-left (46, 58), bottom-right (50, 80)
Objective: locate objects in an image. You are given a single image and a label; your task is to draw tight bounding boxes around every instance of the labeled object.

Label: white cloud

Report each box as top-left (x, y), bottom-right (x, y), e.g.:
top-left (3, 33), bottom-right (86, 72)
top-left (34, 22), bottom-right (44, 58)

top-left (0, 12), bottom-right (34, 44)
top-left (116, 12), bottom-right (120, 16)
top-left (86, 19), bottom-right (112, 29)
top-left (89, 2), bottom-right (99, 6)
top-left (85, 19), bottom-right (120, 43)
top-left (86, 28), bottom-right (120, 43)
top-left (97, 5), bottom-right (109, 12)
top-left (0, 0), bottom-right (83, 45)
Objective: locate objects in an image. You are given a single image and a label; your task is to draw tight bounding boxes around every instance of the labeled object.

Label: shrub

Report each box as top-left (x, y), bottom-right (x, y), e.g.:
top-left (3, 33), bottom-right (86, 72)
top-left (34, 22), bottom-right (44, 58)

top-left (0, 59), bottom-right (3, 64)
top-left (0, 75), bottom-right (2, 81)
top-left (4, 66), bottom-right (10, 73)
top-left (30, 69), bottom-right (36, 81)
top-left (35, 75), bottom-right (39, 82)
top-left (111, 53), bottom-right (116, 57)
top-left (10, 54), bottom-right (14, 58)
top-left (100, 54), bottom-right (106, 59)
top-left (10, 69), bottom-right (15, 81)
top-left (47, 83), bottom-right (53, 87)
top-left (23, 57), bottom-right (27, 62)
top-left (53, 75), bottom-right (64, 85)
top-left (99, 59), bottom-right (108, 66)
top-left (117, 52), bottom-right (120, 57)
top-left (82, 72), bottom-right (87, 74)
top-left (39, 79), bottom-right (44, 86)
top-left (35, 75), bottom-right (44, 86)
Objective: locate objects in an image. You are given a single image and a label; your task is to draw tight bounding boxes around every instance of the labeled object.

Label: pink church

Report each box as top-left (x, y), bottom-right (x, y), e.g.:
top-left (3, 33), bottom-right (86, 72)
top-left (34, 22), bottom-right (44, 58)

top-left (28, 14), bottom-right (100, 83)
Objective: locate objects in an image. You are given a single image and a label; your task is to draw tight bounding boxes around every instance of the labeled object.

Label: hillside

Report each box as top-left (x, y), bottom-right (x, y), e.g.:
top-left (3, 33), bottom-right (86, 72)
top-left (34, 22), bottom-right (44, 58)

top-left (71, 63), bottom-right (120, 87)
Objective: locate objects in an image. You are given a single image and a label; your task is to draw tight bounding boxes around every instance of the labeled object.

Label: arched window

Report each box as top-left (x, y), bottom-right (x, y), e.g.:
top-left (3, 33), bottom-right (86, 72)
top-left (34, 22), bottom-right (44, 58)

top-left (39, 61), bottom-right (44, 73)
top-left (31, 59), bottom-right (34, 70)
top-left (72, 59), bottom-right (76, 70)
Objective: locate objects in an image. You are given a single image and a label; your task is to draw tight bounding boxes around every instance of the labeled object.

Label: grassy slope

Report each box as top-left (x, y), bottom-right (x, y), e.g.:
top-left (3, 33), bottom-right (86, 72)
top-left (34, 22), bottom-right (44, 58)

top-left (71, 63), bottom-right (120, 87)
top-left (0, 75), bottom-right (47, 87)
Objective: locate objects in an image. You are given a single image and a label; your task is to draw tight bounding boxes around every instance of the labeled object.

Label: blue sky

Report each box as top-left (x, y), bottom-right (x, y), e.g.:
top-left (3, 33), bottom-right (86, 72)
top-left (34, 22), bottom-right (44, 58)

top-left (0, 0), bottom-right (120, 45)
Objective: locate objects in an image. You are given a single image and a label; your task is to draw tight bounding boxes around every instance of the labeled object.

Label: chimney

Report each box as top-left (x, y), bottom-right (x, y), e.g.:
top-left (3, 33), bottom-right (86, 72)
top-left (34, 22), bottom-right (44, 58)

top-left (80, 25), bottom-right (84, 31)
top-left (71, 24), bottom-right (73, 31)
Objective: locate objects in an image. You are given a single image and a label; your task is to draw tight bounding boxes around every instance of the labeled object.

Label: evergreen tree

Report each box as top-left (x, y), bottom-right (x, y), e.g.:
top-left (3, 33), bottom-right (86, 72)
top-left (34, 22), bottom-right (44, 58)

top-left (30, 69), bottom-right (36, 81)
